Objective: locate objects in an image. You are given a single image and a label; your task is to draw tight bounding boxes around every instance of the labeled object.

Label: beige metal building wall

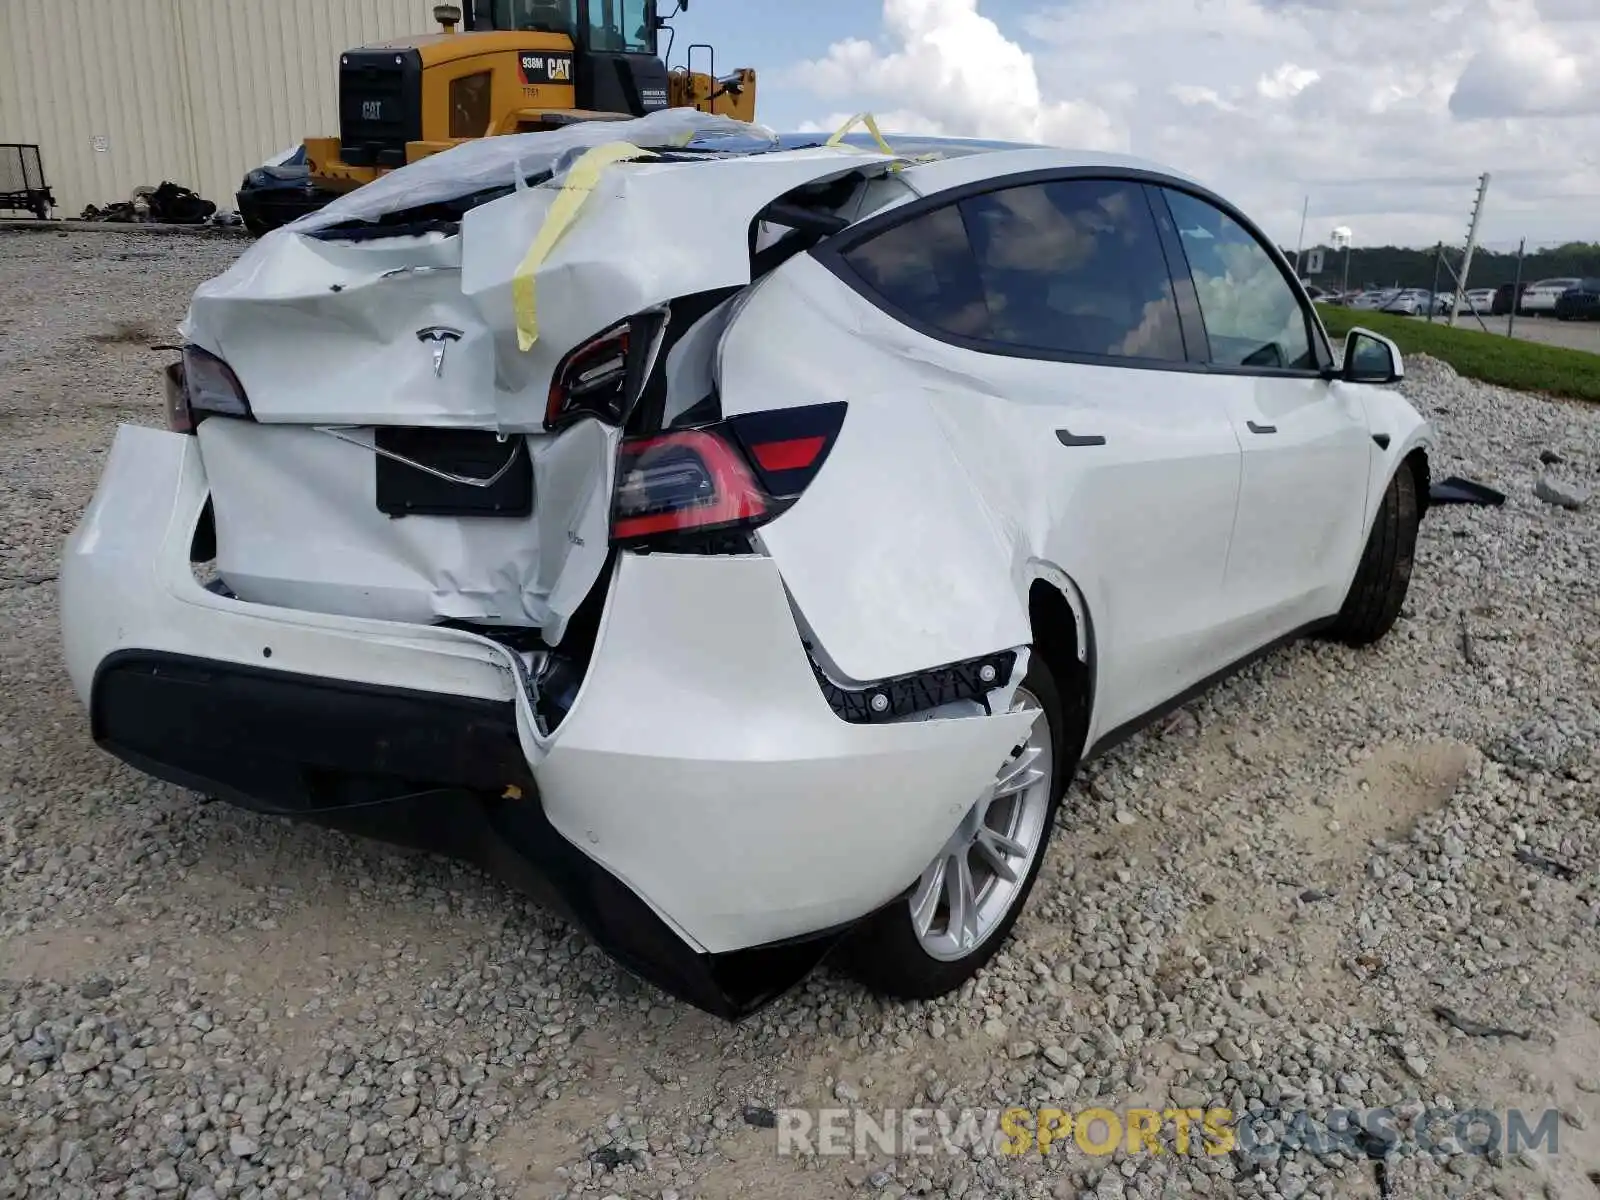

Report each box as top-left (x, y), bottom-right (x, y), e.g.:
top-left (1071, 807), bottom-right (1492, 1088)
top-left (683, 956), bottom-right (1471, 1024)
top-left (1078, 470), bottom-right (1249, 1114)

top-left (0, 0), bottom-right (438, 216)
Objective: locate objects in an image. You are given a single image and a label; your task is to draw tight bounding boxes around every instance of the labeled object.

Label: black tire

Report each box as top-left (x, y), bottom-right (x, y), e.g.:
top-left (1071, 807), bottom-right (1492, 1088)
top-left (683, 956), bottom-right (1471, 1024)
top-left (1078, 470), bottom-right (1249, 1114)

top-left (840, 654), bottom-right (1079, 1001)
top-left (1328, 462), bottom-right (1420, 647)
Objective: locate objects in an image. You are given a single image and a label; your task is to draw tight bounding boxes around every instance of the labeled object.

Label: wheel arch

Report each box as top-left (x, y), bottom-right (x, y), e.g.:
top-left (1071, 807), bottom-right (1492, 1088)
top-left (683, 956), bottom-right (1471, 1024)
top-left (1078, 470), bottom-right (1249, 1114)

top-left (1403, 445), bottom-right (1431, 516)
top-left (1024, 564), bottom-right (1095, 764)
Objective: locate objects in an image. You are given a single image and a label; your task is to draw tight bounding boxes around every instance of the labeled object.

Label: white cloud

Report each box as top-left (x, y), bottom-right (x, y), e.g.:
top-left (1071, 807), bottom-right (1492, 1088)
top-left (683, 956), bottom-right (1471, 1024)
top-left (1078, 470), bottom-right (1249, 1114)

top-left (786, 0), bottom-right (1125, 150)
top-left (1171, 85), bottom-right (1235, 112)
top-left (1257, 63), bottom-right (1319, 100)
top-left (1450, 1), bottom-right (1600, 117)
top-left (771, 0), bottom-right (1600, 245)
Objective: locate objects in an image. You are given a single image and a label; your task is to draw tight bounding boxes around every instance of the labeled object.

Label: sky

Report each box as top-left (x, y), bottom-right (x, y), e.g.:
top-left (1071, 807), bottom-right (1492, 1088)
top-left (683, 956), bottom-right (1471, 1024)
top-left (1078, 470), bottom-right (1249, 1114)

top-left (665, 0), bottom-right (1600, 251)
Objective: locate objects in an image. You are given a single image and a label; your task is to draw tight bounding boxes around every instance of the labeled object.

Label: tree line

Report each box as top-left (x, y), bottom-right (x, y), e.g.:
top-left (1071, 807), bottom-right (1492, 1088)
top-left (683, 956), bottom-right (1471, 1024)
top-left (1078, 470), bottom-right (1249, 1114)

top-left (1288, 242), bottom-right (1600, 291)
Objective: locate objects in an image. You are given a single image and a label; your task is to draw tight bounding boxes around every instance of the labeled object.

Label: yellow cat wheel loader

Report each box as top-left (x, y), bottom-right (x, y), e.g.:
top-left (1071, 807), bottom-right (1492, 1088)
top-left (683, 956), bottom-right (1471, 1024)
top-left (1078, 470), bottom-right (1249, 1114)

top-left (238, 0), bottom-right (756, 235)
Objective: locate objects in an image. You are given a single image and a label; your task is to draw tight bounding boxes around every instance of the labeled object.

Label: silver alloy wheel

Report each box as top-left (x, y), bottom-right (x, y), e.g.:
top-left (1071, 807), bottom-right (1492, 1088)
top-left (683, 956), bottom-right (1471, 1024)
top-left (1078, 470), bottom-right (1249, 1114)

top-left (909, 687), bottom-right (1054, 962)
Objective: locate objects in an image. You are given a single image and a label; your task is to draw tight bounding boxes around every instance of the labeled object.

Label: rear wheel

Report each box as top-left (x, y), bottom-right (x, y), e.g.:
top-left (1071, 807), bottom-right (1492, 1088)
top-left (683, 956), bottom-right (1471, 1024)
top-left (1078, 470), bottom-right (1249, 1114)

top-left (842, 657), bottom-right (1069, 1000)
top-left (1328, 462), bottom-right (1420, 647)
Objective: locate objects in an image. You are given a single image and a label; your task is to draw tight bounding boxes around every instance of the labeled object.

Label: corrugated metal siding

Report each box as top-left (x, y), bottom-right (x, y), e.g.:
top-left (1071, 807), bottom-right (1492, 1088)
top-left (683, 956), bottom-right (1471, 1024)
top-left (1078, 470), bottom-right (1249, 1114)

top-left (0, 0), bottom-right (436, 216)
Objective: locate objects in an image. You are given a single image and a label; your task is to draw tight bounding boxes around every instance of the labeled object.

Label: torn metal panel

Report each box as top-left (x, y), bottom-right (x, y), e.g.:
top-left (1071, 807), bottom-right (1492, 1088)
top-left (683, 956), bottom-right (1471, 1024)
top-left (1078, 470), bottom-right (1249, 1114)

top-left (182, 125), bottom-right (899, 433)
top-left (455, 148), bottom-right (901, 431)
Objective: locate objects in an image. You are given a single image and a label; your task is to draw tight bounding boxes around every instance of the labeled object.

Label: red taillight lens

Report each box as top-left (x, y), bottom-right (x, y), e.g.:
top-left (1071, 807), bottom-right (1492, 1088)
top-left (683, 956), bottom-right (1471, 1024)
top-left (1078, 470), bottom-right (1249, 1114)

top-left (547, 310), bottom-right (668, 432)
top-left (610, 402), bottom-right (848, 548)
top-left (612, 429), bottom-right (769, 542)
top-left (749, 435), bottom-right (826, 473)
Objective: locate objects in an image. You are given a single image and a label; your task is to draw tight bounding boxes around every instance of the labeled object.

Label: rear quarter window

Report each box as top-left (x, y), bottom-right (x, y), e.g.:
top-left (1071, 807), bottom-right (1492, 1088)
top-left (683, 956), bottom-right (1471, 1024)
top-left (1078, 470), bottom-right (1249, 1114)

top-left (839, 205), bottom-right (991, 340)
top-left (838, 177), bottom-right (1187, 363)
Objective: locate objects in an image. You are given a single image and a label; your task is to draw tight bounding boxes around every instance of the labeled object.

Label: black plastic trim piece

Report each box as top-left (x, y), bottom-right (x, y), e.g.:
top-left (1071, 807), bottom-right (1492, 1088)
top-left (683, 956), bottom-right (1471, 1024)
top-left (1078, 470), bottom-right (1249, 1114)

top-left (1085, 619), bottom-right (1331, 761)
top-left (808, 648), bottom-right (1019, 724)
top-left (1247, 421), bottom-right (1278, 435)
top-left (813, 164), bottom-right (1335, 379)
top-left (725, 401), bottom-right (848, 499)
top-left (1142, 183), bottom-right (1209, 365)
top-left (1372, 433), bottom-right (1391, 450)
top-left (1055, 430), bottom-right (1106, 448)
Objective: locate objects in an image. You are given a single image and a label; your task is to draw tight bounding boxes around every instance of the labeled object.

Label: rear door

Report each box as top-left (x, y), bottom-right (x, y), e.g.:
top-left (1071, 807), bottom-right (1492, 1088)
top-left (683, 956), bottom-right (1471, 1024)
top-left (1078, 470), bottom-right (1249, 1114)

top-left (757, 172), bottom-right (1245, 735)
top-left (1157, 186), bottom-right (1372, 646)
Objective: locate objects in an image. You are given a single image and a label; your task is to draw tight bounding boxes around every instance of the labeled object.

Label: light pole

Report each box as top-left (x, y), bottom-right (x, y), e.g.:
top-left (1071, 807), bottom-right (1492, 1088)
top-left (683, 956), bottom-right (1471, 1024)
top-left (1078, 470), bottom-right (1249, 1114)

top-left (1293, 195), bottom-right (1309, 278)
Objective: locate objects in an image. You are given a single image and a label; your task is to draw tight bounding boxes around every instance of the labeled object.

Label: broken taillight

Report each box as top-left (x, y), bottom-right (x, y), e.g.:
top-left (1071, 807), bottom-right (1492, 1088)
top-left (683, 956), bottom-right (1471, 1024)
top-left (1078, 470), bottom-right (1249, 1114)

top-left (546, 309), bottom-right (668, 432)
top-left (168, 345), bottom-right (252, 434)
top-left (611, 402), bottom-right (846, 547)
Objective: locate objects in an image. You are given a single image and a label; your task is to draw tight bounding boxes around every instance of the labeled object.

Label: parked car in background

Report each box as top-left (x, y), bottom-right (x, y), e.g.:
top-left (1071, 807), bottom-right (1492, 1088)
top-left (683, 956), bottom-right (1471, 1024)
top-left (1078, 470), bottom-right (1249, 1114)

top-left (1463, 288), bottom-right (1495, 313)
top-left (1554, 279), bottom-right (1600, 320)
top-left (1521, 278), bottom-right (1582, 315)
top-left (1492, 282), bottom-right (1529, 316)
top-left (57, 115), bottom-right (1437, 1018)
top-left (1348, 291), bottom-right (1386, 310)
top-left (1379, 289), bottom-right (1433, 316)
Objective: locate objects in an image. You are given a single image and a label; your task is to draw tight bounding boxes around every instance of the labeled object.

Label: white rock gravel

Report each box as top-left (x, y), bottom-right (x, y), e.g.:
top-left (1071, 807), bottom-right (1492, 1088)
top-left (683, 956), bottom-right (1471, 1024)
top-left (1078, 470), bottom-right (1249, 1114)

top-left (3, 231), bottom-right (1600, 1200)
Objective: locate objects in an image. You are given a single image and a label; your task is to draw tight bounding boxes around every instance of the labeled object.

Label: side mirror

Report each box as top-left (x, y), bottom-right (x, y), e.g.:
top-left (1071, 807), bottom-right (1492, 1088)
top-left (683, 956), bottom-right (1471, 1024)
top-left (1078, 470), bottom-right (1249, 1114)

top-left (1341, 328), bottom-right (1403, 385)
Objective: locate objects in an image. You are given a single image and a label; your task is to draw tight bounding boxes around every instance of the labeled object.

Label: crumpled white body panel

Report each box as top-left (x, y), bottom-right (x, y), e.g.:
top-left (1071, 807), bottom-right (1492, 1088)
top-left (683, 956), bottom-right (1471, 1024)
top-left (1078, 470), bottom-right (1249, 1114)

top-left (199, 418), bottom-right (615, 636)
top-left (182, 118), bottom-right (894, 432)
top-left (177, 121), bottom-right (898, 634)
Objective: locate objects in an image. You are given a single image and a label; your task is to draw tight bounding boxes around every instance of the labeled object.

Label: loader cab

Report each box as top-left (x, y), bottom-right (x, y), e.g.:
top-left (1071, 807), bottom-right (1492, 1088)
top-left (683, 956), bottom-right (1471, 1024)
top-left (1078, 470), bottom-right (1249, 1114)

top-left (464, 0), bottom-right (670, 114)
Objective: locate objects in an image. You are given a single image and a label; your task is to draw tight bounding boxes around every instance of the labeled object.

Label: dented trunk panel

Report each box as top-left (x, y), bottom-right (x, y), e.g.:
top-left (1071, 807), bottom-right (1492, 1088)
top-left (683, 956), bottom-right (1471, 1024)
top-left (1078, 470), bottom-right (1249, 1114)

top-left (178, 133), bottom-right (899, 637)
top-left (199, 417), bottom-right (617, 642)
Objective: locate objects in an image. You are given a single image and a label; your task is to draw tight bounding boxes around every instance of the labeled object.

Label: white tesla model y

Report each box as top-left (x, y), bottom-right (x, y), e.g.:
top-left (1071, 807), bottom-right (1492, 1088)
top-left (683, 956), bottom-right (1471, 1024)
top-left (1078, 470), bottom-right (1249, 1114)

top-left (60, 113), bottom-right (1433, 1018)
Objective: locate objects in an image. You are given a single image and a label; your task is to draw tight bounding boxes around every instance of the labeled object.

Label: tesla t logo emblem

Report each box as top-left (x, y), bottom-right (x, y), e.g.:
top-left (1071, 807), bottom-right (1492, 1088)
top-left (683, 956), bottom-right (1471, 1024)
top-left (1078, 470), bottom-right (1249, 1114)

top-left (416, 326), bottom-right (463, 377)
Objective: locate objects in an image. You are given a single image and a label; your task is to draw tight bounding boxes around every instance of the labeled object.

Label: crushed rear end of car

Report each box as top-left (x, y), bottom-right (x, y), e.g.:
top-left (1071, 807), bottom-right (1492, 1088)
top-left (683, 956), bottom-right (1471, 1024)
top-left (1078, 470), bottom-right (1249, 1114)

top-left (60, 113), bottom-right (1038, 1018)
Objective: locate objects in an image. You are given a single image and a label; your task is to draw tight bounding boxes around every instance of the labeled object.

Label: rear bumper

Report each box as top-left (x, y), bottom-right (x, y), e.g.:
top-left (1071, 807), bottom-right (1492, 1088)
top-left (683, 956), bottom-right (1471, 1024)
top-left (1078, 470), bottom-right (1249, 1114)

top-left (89, 649), bottom-right (831, 1019)
top-left (62, 426), bottom-right (1032, 1015)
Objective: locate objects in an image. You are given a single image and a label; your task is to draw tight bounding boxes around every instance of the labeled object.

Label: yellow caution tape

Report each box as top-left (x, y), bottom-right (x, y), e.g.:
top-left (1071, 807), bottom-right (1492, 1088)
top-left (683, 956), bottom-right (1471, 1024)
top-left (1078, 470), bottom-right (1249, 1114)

top-left (826, 112), bottom-right (896, 156)
top-left (513, 141), bottom-right (657, 351)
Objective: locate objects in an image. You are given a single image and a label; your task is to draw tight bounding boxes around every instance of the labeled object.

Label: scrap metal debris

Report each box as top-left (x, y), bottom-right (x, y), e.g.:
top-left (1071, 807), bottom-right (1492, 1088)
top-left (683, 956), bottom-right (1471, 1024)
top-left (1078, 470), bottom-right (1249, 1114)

top-left (1429, 476), bottom-right (1506, 506)
top-left (1514, 847), bottom-right (1579, 882)
top-left (80, 181), bottom-right (219, 225)
top-left (1432, 1005), bottom-right (1531, 1040)
top-left (1458, 611), bottom-right (1478, 667)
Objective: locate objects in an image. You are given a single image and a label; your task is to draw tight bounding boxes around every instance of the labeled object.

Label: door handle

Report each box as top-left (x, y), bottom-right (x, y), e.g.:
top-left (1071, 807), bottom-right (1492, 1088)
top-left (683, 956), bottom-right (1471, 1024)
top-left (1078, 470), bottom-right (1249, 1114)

top-left (1056, 429), bottom-right (1107, 447)
top-left (1247, 421), bottom-right (1277, 435)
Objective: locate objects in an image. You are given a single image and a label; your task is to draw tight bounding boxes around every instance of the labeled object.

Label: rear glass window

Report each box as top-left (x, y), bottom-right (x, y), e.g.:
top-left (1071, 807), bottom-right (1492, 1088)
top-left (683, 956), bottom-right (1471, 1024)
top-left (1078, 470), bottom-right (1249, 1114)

top-left (839, 179), bottom-right (1187, 363)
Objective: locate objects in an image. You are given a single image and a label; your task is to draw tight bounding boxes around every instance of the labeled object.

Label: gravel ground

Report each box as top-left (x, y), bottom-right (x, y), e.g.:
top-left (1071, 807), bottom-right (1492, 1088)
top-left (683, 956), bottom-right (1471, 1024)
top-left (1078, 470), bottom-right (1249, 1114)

top-left (2, 228), bottom-right (1599, 1200)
